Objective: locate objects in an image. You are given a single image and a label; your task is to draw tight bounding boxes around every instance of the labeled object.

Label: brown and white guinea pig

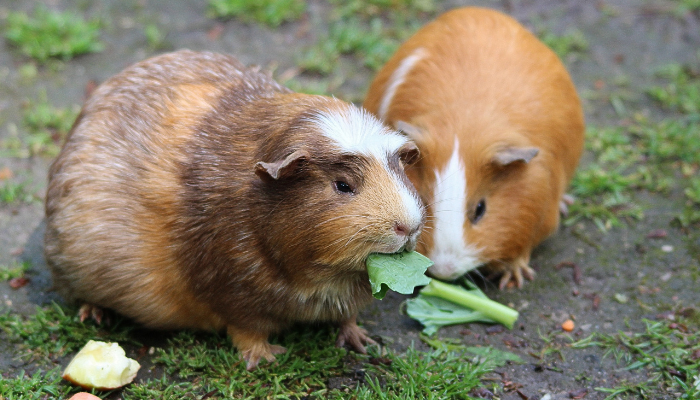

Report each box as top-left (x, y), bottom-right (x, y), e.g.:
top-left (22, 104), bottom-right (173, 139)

top-left (44, 50), bottom-right (424, 370)
top-left (364, 7), bottom-right (585, 288)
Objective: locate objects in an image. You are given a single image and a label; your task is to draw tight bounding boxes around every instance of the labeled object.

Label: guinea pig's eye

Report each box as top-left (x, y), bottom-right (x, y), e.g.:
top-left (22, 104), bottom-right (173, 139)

top-left (473, 199), bottom-right (486, 223)
top-left (333, 180), bottom-right (354, 194)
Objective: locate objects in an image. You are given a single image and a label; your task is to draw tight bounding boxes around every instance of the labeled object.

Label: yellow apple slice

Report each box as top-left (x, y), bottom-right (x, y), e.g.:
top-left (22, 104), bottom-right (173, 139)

top-left (62, 340), bottom-right (140, 390)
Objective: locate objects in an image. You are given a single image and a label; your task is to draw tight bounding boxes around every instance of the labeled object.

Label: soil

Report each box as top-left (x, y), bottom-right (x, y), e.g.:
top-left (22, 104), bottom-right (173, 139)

top-left (1, 1), bottom-right (699, 399)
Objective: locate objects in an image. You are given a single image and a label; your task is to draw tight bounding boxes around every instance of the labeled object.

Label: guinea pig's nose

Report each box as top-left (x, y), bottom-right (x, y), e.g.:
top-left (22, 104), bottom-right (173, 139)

top-left (394, 222), bottom-right (409, 236)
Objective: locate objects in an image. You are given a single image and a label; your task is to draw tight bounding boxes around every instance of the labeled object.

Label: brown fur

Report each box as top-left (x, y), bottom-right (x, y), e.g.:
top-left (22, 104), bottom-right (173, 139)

top-left (364, 7), bottom-right (585, 287)
top-left (45, 50), bottom-right (423, 369)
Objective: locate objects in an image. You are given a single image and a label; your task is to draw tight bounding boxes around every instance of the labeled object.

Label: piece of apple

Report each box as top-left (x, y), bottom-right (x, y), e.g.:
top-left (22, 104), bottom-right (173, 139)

top-left (62, 340), bottom-right (140, 390)
top-left (68, 393), bottom-right (102, 400)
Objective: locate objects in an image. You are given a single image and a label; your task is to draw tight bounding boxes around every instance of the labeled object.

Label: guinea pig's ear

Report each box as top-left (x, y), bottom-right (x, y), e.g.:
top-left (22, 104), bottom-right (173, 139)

top-left (492, 147), bottom-right (539, 166)
top-left (394, 121), bottom-right (423, 142)
top-left (398, 141), bottom-right (421, 166)
top-left (255, 149), bottom-right (310, 181)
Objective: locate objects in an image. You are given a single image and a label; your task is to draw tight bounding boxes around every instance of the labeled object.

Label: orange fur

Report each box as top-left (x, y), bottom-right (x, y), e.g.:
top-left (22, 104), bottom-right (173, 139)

top-left (364, 7), bottom-right (585, 287)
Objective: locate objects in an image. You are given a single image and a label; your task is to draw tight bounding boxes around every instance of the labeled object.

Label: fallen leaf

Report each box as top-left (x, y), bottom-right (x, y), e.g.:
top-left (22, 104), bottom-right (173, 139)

top-left (486, 325), bottom-right (505, 335)
top-left (0, 167), bottom-right (12, 181)
top-left (471, 387), bottom-right (494, 399)
top-left (9, 277), bottom-right (29, 289)
top-left (569, 388), bottom-right (588, 398)
top-left (466, 346), bottom-right (524, 368)
top-left (207, 24), bottom-right (225, 40)
top-left (646, 229), bottom-right (667, 239)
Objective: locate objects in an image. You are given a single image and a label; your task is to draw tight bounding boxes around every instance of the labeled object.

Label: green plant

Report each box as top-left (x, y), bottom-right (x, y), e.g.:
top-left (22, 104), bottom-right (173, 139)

top-left (22, 93), bottom-right (79, 156)
top-left (0, 261), bottom-right (30, 281)
top-left (0, 181), bottom-right (34, 204)
top-left (572, 316), bottom-right (700, 397)
top-left (671, 0), bottom-right (700, 16)
top-left (407, 279), bottom-right (518, 334)
top-left (0, 368), bottom-right (73, 399)
top-left (537, 28), bottom-right (589, 60)
top-left (4, 6), bottom-right (103, 63)
top-left (208, 0), bottom-right (306, 27)
top-left (144, 24), bottom-right (166, 50)
top-left (647, 63), bottom-right (700, 115)
top-left (299, 0), bottom-right (434, 75)
top-left (0, 303), bottom-right (137, 362)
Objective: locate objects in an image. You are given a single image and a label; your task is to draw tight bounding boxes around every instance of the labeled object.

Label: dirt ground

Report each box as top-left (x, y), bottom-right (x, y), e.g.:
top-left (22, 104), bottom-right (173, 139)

top-left (1, 1), bottom-right (699, 399)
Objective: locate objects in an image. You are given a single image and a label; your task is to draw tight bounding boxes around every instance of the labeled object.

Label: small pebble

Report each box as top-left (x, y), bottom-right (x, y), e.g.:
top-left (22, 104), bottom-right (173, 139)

top-left (661, 245), bottom-right (673, 252)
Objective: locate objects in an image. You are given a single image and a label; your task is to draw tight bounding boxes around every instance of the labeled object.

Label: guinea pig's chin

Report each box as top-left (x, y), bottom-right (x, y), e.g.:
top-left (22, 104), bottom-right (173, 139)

top-left (373, 241), bottom-right (407, 255)
top-left (426, 256), bottom-right (481, 281)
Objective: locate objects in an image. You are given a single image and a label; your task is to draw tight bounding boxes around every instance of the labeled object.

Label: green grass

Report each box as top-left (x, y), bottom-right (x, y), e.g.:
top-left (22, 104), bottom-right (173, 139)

top-left (537, 28), bottom-right (589, 60)
top-left (298, 0), bottom-right (433, 76)
top-left (0, 303), bottom-right (138, 363)
top-left (21, 93), bottom-right (79, 157)
top-left (0, 368), bottom-right (73, 399)
top-left (572, 315), bottom-right (700, 399)
top-left (144, 24), bottom-right (167, 50)
top-left (0, 303), bottom-right (491, 399)
top-left (4, 6), bottom-right (103, 63)
top-left (647, 63), bottom-right (700, 114)
top-left (567, 60), bottom-right (700, 229)
top-left (0, 261), bottom-right (30, 281)
top-left (0, 180), bottom-right (34, 204)
top-left (208, 0), bottom-right (306, 27)
top-left (671, 0), bottom-right (700, 16)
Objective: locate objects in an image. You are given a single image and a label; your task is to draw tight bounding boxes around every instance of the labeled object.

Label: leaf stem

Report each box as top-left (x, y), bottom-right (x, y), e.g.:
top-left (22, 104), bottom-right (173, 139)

top-left (420, 280), bottom-right (519, 329)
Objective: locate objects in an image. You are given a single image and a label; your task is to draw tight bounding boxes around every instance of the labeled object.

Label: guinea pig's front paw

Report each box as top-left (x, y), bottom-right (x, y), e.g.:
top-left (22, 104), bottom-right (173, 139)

top-left (489, 258), bottom-right (535, 289)
top-left (240, 343), bottom-right (287, 371)
top-left (336, 315), bottom-right (377, 354)
top-left (227, 326), bottom-right (287, 370)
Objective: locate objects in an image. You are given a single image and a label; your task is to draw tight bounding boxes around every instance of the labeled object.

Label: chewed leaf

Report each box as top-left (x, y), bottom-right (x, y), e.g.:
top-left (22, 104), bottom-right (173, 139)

top-left (406, 295), bottom-right (496, 335)
top-left (366, 251), bottom-right (433, 299)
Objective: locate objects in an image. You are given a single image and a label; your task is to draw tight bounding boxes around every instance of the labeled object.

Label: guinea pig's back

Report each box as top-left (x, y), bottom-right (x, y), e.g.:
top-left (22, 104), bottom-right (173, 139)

top-left (365, 7), bottom-right (584, 180)
top-left (44, 51), bottom-right (274, 330)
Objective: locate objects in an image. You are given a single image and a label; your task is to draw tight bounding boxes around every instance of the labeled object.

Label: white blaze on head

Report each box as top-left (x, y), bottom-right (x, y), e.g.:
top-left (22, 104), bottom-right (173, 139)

top-left (428, 139), bottom-right (481, 280)
top-left (378, 47), bottom-right (428, 121)
top-left (311, 105), bottom-right (423, 231)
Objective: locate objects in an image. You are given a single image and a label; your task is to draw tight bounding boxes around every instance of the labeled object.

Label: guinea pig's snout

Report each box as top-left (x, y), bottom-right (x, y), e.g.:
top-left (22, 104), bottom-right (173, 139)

top-left (393, 220), bottom-right (421, 252)
top-left (393, 222), bottom-right (410, 236)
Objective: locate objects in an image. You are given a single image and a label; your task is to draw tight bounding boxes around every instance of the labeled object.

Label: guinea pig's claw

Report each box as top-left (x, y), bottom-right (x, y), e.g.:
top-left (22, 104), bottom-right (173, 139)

top-left (336, 317), bottom-right (377, 354)
top-left (78, 303), bottom-right (104, 325)
top-left (242, 344), bottom-right (287, 371)
top-left (559, 194), bottom-right (575, 216)
top-left (498, 263), bottom-right (535, 290)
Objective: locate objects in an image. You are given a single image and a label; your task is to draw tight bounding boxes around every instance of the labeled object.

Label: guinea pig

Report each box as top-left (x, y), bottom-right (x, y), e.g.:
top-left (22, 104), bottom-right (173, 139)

top-left (44, 50), bottom-right (424, 370)
top-left (363, 7), bottom-right (585, 288)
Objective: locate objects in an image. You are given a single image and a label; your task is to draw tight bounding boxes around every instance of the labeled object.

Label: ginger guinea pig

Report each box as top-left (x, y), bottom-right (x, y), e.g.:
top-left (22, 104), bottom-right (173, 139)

top-left (45, 50), bottom-right (424, 369)
top-left (364, 7), bottom-right (584, 288)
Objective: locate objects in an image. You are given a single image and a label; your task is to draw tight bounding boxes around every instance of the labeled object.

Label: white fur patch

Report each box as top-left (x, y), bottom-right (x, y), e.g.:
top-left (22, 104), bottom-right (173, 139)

top-left (377, 47), bottom-right (428, 120)
top-left (312, 105), bottom-right (408, 161)
top-left (312, 105), bottom-right (423, 238)
top-left (391, 168), bottom-right (424, 233)
top-left (428, 139), bottom-right (482, 280)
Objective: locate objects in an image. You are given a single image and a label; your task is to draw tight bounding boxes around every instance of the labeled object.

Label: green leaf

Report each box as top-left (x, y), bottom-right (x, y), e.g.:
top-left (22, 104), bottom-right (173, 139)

top-left (366, 251), bottom-right (432, 299)
top-left (407, 295), bottom-right (495, 335)
top-left (464, 346), bottom-right (524, 368)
